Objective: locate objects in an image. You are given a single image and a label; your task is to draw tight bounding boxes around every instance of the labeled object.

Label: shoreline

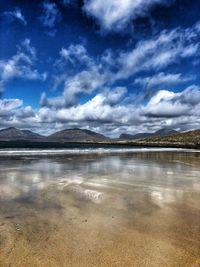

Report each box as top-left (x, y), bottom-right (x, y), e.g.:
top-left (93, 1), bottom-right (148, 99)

top-left (0, 140), bottom-right (200, 150)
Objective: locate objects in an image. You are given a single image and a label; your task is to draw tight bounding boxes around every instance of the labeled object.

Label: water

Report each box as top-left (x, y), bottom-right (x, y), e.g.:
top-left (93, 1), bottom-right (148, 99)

top-left (0, 147), bottom-right (200, 156)
top-left (0, 149), bottom-right (200, 266)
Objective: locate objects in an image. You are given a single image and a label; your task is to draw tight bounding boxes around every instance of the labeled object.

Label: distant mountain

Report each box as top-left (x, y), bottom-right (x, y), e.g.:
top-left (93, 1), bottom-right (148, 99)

top-left (0, 127), bottom-right (109, 143)
top-left (47, 128), bottom-right (109, 142)
top-left (144, 129), bottom-right (200, 143)
top-left (154, 129), bottom-right (178, 136)
top-left (120, 133), bottom-right (150, 140)
top-left (0, 127), bottom-right (44, 141)
top-left (134, 129), bottom-right (200, 148)
top-left (118, 129), bottom-right (200, 148)
top-left (119, 128), bottom-right (178, 140)
top-left (0, 127), bottom-right (199, 149)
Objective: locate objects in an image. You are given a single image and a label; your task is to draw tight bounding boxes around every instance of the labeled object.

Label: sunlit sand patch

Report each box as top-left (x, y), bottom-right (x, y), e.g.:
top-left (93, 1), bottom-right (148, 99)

top-left (64, 185), bottom-right (104, 203)
top-left (57, 176), bottom-right (84, 187)
top-left (84, 189), bottom-right (104, 203)
top-left (55, 176), bottom-right (104, 203)
top-left (166, 171), bottom-right (174, 175)
top-left (0, 185), bottom-right (19, 199)
top-left (148, 186), bottom-right (188, 209)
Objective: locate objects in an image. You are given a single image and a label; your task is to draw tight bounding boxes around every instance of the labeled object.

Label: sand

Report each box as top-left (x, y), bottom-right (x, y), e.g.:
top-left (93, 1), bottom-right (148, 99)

top-left (0, 151), bottom-right (200, 267)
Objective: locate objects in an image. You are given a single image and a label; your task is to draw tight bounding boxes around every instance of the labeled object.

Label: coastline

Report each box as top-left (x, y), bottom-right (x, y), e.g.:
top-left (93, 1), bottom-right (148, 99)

top-left (0, 140), bottom-right (199, 150)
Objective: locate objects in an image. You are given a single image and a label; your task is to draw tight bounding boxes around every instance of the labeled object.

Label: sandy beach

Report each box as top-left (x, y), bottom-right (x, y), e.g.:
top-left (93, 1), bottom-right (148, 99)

top-left (0, 150), bottom-right (200, 267)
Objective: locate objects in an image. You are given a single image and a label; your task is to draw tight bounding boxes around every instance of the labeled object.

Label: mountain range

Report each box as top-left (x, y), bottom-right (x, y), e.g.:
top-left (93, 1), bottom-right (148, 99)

top-left (0, 127), bottom-right (199, 148)
top-left (0, 127), bottom-right (179, 142)
top-left (0, 127), bottom-right (109, 142)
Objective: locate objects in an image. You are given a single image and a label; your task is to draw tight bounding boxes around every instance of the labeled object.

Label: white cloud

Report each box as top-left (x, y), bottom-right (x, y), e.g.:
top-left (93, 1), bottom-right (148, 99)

top-left (177, 85), bottom-right (200, 105)
top-left (40, 1), bottom-right (61, 28)
top-left (117, 23), bottom-right (200, 78)
top-left (35, 85), bottom-right (200, 136)
top-left (143, 86), bottom-right (200, 118)
top-left (83, 0), bottom-right (173, 32)
top-left (42, 66), bottom-right (109, 108)
top-left (51, 22), bottom-right (200, 109)
top-left (54, 22), bottom-right (200, 100)
top-left (1, 85), bottom-right (200, 137)
top-left (39, 87), bottom-right (132, 125)
top-left (103, 87), bottom-right (127, 106)
top-left (134, 72), bottom-right (194, 88)
top-left (18, 39), bottom-right (36, 59)
top-left (0, 98), bottom-right (38, 129)
top-left (1, 23), bottom-right (198, 135)
top-left (51, 43), bottom-right (115, 106)
top-left (3, 8), bottom-right (27, 25)
top-left (59, 44), bottom-right (93, 67)
top-left (16, 106), bottom-right (35, 119)
top-left (0, 99), bottom-right (23, 117)
top-left (143, 90), bottom-right (189, 118)
top-left (0, 39), bottom-right (47, 92)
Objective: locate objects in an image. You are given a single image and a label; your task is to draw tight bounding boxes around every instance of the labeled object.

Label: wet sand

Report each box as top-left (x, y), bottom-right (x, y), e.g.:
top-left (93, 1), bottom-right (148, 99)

top-left (0, 151), bottom-right (200, 266)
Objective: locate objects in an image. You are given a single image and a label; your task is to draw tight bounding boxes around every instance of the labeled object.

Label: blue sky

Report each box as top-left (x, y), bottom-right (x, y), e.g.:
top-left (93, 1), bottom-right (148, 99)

top-left (0, 0), bottom-right (200, 137)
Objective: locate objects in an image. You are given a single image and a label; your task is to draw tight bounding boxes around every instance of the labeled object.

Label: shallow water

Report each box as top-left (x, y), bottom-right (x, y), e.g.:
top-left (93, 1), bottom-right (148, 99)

top-left (0, 149), bottom-right (200, 267)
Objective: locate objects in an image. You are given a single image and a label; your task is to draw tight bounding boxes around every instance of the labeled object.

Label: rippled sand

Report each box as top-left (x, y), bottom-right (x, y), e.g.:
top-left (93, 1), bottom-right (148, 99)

top-left (0, 151), bottom-right (200, 267)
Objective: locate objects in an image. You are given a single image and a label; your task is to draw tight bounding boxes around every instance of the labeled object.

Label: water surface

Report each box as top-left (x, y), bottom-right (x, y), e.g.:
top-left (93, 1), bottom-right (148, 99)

top-left (0, 149), bottom-right (200, 266)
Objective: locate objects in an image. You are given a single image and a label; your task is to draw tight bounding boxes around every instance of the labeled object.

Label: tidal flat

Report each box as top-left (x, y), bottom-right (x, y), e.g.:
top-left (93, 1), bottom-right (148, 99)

top-left (0, 149), bottom-right (200, 267)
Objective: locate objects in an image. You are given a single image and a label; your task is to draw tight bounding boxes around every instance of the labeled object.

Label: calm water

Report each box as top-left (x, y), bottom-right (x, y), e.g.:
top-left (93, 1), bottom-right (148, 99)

top-left (0, 149), bottom-right (200, 267)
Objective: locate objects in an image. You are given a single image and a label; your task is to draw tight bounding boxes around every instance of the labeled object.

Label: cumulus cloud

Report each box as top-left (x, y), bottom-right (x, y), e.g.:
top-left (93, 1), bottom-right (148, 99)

top-left (143, 86), bottom-right (200, 118)
top-left (39, 86), bottom-right (132, 125)
top-left (0, 39), bottom-right (47, 93)
top-left (3, 7), bottom-right (27, 25)
top-left (59, 44), bottom-right (93, 67)
top-left (37, 20), bottom-right (200, 135)
top-left (42, 67), bottom-right (109, 108)
top-left (1, 85), bottom-right (200, 137)
top-left (62, 23), bottom-right (200, 88)
top-left (0, 97), bottom-right (38, 129)
top-left (16, 106), bottom-right (35, 119)
top-left (117, 22), bottom-right (200, 79)
top-left (1, 19), bottom-right (200, 136)
top-left (40, 1), bottom-right (61, 29)
top-left (37, 84), bottom-right (200, 136)
top-left (83, 0), bottom-right (173, 32)
top-left (176, 85), bottom-right (200, 106)
top-left (103, 87), bottom-right (127, 106)
top-left (143, 90), bottom-right (189, 118)
top-left (0, 99), bottom-right (23, 117)
top-left (50, 21), bottom-right (200, 110)
top-left (51, 43), bottom-right (115, 107)
top-left (134, 72), bottom-right (194, 88)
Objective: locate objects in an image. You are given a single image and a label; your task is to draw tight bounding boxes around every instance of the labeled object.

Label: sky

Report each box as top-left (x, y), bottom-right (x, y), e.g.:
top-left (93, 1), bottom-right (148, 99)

top-left (0, 0), bottom-right (200, 137)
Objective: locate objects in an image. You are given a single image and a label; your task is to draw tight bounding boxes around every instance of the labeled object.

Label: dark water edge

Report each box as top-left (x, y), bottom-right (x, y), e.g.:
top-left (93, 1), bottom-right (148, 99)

top-left (0, 140), bottom-right (200, 149)
top-left (0, 140), bottom-right (138, 149)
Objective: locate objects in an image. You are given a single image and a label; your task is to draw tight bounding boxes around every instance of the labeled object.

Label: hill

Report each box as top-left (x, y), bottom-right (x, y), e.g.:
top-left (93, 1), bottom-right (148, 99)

top-left (0, 127), bottom-right (44, 141)
top-left (47, 128), bottom-right (109, 142)
top-left (119, 129), bottom-right (178, 140)
top-left (142, 129), bottom-right (200, 146)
